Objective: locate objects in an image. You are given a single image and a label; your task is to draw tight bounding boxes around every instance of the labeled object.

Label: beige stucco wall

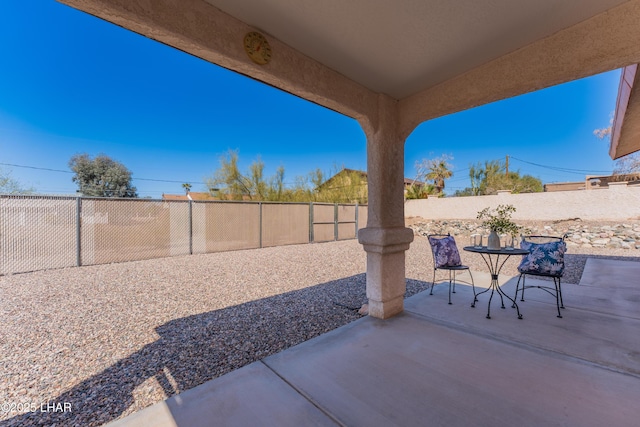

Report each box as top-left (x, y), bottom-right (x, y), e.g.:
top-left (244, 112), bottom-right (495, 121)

top-left (405, 184), bottom-right (640, 221)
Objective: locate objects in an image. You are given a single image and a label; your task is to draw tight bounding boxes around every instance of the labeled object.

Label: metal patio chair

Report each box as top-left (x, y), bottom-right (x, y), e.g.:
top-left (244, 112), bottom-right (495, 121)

top-left (427, 234), bottom-right (476, 305)
top-left (513, 235), bottom-right (567, 318)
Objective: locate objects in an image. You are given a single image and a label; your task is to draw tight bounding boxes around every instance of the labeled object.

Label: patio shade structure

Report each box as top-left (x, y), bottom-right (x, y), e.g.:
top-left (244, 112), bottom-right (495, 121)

top-left (610, 64), bottom-right (640, 159)
top-left (58, 0), bottom-right (640, 319)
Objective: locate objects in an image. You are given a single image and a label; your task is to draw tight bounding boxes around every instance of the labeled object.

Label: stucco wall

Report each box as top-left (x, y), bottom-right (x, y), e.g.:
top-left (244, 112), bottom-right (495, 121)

top-left (404, 183), bottom-right (640, 221)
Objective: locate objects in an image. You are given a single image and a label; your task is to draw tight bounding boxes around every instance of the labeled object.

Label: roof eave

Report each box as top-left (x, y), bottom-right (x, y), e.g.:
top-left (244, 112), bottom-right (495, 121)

top-left (610, 64), bottom-right (640, 159)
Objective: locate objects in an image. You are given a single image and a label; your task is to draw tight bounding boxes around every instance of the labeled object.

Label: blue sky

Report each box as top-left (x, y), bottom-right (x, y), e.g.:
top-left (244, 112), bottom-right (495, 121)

top-left (0, 0), bottom-right (619, 198)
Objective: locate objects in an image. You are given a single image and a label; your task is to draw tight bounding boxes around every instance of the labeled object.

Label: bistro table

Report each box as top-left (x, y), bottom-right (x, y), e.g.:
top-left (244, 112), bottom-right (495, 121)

top-left (463, 246), bottom-right (529, 319)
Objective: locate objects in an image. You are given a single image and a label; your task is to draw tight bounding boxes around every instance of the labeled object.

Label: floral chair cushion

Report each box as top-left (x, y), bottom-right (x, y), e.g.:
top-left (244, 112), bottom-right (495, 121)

top-left (428, 235), bottom-right (462, 268)
top-left (518, 240), bottom-right (567, 277)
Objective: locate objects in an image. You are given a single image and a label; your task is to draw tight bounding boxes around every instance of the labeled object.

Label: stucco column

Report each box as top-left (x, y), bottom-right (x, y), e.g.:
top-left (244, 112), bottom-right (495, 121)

top-left (358, 95), bottom-right (414, 319)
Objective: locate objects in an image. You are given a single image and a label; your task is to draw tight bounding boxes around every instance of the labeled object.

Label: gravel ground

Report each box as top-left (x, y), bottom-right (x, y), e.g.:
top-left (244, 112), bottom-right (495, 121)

top-left (1, 235), bottom-right (638, 426)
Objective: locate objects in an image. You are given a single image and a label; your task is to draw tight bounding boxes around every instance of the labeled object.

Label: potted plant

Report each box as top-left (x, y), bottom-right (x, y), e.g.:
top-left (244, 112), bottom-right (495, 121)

top-left (477, 204), bottom-right (521, 250)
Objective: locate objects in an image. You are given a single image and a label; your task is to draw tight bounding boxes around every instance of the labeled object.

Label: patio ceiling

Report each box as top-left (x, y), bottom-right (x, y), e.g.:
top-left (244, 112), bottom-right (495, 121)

top-left (205, 0), bottom-right (628, 100)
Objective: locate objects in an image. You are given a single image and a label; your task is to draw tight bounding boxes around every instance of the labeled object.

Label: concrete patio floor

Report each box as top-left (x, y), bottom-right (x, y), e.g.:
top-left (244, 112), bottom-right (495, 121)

top-left (108, 258), bottom-right (640, 427)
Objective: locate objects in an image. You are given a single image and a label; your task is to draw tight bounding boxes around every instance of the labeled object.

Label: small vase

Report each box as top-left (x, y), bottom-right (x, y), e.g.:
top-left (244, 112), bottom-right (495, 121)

top-left (487, 230), bottom-right (501, 250)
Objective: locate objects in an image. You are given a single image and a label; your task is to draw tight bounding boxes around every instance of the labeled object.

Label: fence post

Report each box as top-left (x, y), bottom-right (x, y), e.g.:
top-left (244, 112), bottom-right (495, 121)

top-left (76, 197), bottom-right (82, 266)
top-left (334, 203), bottom-right (338, 241)
top-left (188, 200), bottom-right (193, 255)
top-left (355, 201), bottom-right (359, 237)
top-left (309, 202), bottom-right (314, 243)
top-left (259, 202), bottom-right (263, 248)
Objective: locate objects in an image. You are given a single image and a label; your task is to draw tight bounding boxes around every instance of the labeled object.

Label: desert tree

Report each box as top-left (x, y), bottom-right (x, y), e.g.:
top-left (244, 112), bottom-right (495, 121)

top-left (0, 167), bottom-right (34, 194)
top-left (69, 153), bottom-right (137, 197)
top-left (455, 160), bottom-right (542, 196)
top-left (612, 154), bottom-right (640, 174)
top-left (205, 150), bottom-right (253, 200)
top-left (206, 150), bottom-right (293, 201)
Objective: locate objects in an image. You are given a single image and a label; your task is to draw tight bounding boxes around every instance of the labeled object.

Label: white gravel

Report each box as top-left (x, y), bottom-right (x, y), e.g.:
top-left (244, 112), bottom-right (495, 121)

top-left (1, 234), bottom-right (637, 426)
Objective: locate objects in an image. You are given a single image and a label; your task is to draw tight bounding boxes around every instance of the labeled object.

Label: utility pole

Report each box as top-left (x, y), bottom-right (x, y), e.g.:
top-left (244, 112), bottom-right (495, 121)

top-left (505, 155), bottom-right (509, 177)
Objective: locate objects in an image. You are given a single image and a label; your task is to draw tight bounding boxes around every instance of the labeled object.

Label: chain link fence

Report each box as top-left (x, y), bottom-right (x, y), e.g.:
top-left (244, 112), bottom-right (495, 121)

top-left (0, 195), bottom-right (367, 275)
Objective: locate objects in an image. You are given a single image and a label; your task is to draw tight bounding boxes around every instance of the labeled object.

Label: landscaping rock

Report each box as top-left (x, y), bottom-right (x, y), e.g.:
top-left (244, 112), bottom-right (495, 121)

top-left (407, 219), bottom-right (640, 250)
top-left (358, 304), bottom-right (369, 316)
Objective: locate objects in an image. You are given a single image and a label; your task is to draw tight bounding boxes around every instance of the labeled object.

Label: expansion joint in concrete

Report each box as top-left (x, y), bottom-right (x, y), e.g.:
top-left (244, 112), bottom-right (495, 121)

top-left (260, 360), bottom-right (348, 427)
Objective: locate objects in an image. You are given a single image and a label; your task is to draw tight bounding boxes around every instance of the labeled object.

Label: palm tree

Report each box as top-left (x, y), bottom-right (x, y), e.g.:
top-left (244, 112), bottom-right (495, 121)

top-left (426, 157), bottom-right (453, 194)
top-left (182, 182), bottom-right (192, 195)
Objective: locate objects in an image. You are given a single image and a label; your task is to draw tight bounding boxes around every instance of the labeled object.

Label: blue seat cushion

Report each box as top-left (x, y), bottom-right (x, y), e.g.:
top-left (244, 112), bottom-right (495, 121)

top-left (428, 235), bottom-right (462, 268)
top-left (518, 240), bottom-right (566, 277)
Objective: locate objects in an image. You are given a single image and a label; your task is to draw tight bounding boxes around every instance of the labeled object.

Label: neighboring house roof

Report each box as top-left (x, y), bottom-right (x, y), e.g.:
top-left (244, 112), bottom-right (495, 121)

top-left (543, 173), bottom-right (640, 192)
top-left (610, 64), bottom-right (640, 159)
top-left (543, 182), bottom-right (585, 192)
top-left (319, 168), bottom-right (425, 189)
top-left (317, 169), bottom-right (366, 190)
top-left (162, 193), bottom-right (189, 201)
top-left (403, 177), bottom-right (425, 186)
top-left (586, 173), bottom-right (640, 187)
top-left (186, 192), bottom-right (219, 200)
top-left (162, 192), bottom-right (218, 201)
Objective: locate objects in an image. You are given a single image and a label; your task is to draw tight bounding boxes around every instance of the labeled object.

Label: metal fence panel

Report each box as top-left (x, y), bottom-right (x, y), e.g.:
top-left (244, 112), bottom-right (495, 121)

top-left (192, 202), bottom-right (260, 253)
top-left (191, 202), bottom-right (207, 254)
top-left (0, 195), bottom-right (77, 274)
top-left (337, 204), bottom-right (356, 240)
top-left (312, 203), bottom-right (335, 242)
top-left (337, 223), bottom-right (356, 240)
top-left (81, 199), bottom-right (190, 265)
top-left (0, 196), bottom-right (365, 275)
top-left (168, 202), bottom-right (190, 256)
top-left (357, 205), bottom-right (368, 230)
top-left (262, 203), bottom-right (309, 247)
top-left (337, 204), bottom-right (355, 222)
